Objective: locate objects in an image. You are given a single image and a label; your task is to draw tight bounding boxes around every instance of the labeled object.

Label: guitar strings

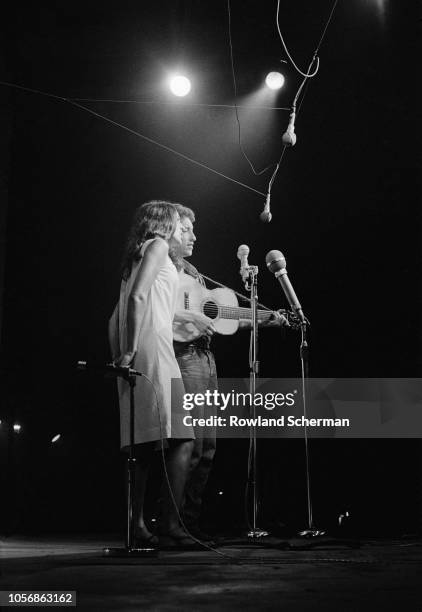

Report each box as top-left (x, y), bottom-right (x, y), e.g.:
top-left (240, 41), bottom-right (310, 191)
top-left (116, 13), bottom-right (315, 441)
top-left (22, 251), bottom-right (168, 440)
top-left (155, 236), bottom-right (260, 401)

top-left (213, 305), bottom-right (273, 319)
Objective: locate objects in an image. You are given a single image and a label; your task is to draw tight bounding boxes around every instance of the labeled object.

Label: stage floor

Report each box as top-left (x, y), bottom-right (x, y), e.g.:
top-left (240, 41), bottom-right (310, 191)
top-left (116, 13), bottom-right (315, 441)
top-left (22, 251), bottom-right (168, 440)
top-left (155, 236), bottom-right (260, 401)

top-left (1, 535), bottom-right (421, 610)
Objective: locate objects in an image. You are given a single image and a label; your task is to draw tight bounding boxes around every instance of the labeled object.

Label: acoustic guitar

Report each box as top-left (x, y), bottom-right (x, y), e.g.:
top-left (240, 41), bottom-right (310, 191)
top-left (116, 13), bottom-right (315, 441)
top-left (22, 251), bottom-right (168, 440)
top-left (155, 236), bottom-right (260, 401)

top-left (173, 273), bottom-right (283, 342)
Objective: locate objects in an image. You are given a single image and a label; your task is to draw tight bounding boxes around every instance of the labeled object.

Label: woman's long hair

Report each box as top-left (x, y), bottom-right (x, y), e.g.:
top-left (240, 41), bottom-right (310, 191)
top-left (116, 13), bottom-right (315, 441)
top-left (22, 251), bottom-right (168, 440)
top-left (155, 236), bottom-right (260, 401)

top-left (121, 200), bottom-right (179, 280)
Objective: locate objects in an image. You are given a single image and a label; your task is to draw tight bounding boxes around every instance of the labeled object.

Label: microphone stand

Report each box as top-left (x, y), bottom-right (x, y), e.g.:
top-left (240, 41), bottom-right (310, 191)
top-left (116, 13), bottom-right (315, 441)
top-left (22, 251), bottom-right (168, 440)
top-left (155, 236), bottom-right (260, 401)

top-left (105, 365), bottom-right (157, 557)
top-left (244, 266), bottom-right (268, 539)
top-left (77, 361), bottom-right (157, 557)
top-left (296, 322), bottom-right (325, 539)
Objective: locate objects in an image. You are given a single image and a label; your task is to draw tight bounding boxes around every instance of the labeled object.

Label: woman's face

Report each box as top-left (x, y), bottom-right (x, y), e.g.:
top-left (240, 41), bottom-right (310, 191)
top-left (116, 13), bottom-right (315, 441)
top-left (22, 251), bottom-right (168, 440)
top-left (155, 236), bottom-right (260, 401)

top-left (169, 214), bottom-right (183, 246)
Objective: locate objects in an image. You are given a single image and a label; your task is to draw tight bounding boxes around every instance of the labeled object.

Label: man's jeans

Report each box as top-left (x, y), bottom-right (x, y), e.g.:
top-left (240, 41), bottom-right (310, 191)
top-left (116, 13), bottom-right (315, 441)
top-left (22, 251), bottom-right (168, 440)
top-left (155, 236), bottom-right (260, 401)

top-left (175, 343), bottom-right (218, 528)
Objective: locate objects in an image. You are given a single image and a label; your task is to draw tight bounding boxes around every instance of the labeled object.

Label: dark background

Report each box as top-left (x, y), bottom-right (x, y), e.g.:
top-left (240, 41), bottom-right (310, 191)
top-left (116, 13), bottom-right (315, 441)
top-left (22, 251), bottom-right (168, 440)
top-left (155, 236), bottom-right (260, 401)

top-left (0, 1), bottom-right (421, 535)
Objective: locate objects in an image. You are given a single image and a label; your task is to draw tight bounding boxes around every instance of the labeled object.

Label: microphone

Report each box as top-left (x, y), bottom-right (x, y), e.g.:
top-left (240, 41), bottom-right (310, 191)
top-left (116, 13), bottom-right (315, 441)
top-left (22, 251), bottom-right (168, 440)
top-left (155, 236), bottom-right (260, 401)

top-left (237, 244), bottom-right (250, 282)
top-left (282, 110), bottom-right (297, 147)
top-left (260, 193), bottom-right (272, 223)
top-left (265, 250), bottom-right (305, 323)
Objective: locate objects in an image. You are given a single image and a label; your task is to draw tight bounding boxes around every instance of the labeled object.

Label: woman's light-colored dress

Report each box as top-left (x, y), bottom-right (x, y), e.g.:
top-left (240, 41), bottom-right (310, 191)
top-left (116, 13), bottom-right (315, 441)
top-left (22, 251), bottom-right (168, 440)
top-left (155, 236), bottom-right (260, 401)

top-left (110, 238), bottom-right (192, 448)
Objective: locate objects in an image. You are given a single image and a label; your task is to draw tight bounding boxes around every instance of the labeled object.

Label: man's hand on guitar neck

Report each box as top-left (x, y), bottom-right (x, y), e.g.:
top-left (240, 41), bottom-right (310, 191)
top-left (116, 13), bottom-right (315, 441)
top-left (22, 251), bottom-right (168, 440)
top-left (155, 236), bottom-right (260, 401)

top-left (266, 310), bottom-right (291, 328)
top-left (238, 310), bottom-right (290, 330)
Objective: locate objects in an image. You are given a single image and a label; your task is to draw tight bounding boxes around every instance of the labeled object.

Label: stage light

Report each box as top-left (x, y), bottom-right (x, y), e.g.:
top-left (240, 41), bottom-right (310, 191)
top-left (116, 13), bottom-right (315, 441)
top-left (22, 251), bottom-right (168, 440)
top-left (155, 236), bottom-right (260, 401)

top-left (169, 75), bottom-right (191, 97)
top-left (51, 434), bottom-right (61, 443)
top-left (265, 72), bottom-right (285, 90)
top-left (13, 423), bottom-right (21, 433)
top-left (218, 491), bottom-right (224, 496)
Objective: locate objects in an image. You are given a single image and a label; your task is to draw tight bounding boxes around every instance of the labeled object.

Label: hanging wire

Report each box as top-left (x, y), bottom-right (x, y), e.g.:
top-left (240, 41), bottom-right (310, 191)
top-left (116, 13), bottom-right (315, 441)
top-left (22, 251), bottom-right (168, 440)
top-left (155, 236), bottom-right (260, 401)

top-left (0, 0), bottom-right (339, 206)
top-left (0, 80), bottom-right (266, 199)
top-left (0, 80), bottom-right (69, 103)
top-left (313, 0), bottom-right (341, 56)
top-left (263, 51), bottom-right (315, 197)
top-left (70, 98), bottom-right (291, 111)
top-left (68, 98), bottom-right (267, 197)
top-left (276, 0), bottom-right (340, 80)
top-left (227, 0), bottom-right (275, 176)
top-left (288, 0), bottom-right (341, 111)
top-left (264, 0), bottom-right (340, 202)
top-left (265, 145), bottom-right (286, 200)
top-left (276, 0), bottom-right (320, 78)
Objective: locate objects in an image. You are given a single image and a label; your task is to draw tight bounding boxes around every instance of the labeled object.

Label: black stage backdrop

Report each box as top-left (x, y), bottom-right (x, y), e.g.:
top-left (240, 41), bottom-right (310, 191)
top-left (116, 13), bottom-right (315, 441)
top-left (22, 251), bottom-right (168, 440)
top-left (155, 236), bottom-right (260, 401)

top-left (0, 1), bottom-right (421, 534)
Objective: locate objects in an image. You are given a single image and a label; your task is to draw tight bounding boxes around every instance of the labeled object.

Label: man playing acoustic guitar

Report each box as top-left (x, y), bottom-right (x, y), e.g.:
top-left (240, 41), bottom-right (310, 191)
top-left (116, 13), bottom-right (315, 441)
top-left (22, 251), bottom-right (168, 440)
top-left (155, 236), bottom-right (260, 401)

top-left (172, 204), bottom-right (288, 542)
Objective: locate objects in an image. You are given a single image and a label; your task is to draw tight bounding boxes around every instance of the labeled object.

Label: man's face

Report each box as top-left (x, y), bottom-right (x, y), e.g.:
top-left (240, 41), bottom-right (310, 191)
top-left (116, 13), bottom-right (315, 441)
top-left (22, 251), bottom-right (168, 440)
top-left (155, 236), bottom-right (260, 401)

top-left (179, 216), bottom-right (196, 258)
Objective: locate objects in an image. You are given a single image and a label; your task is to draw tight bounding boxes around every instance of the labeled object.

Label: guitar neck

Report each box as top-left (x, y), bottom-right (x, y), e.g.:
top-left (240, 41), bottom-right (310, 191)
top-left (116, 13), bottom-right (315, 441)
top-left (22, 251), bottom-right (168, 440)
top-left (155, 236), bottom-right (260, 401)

top-left (216, 305), bottom-right (273, 321)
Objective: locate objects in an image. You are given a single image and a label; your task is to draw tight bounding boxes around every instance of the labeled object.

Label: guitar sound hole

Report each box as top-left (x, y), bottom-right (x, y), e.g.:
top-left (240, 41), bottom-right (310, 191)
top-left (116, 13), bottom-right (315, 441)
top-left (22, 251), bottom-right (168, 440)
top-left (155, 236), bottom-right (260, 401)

top-left (203, 301), bottom-right (219, 319)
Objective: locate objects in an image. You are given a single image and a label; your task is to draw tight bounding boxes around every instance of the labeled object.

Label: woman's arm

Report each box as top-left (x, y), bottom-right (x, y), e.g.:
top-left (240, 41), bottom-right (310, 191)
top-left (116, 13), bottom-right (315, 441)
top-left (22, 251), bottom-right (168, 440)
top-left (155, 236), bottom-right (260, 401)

top-left (116, 238), bottom-right (168, 366)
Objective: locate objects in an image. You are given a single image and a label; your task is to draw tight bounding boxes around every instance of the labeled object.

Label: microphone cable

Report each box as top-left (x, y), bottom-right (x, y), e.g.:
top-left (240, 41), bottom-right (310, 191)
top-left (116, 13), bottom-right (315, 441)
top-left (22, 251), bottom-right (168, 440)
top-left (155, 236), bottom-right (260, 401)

top-left (262, 0), bottom-right (341, 217)
top-left (226, 0), bottom-right (279, 177)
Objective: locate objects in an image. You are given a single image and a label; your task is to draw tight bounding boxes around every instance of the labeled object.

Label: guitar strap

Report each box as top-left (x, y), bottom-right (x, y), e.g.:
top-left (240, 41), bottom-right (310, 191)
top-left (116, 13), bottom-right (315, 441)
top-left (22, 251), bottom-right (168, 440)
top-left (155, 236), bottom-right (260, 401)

top-left (182, 259), bottom-right (206, 287)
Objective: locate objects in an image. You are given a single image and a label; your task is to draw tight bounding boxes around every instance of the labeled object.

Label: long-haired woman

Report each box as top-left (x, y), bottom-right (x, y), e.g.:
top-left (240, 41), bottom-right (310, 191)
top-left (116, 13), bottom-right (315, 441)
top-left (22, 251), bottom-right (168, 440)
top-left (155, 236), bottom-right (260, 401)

top-left (109, 200), bottom-right (194, 547)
